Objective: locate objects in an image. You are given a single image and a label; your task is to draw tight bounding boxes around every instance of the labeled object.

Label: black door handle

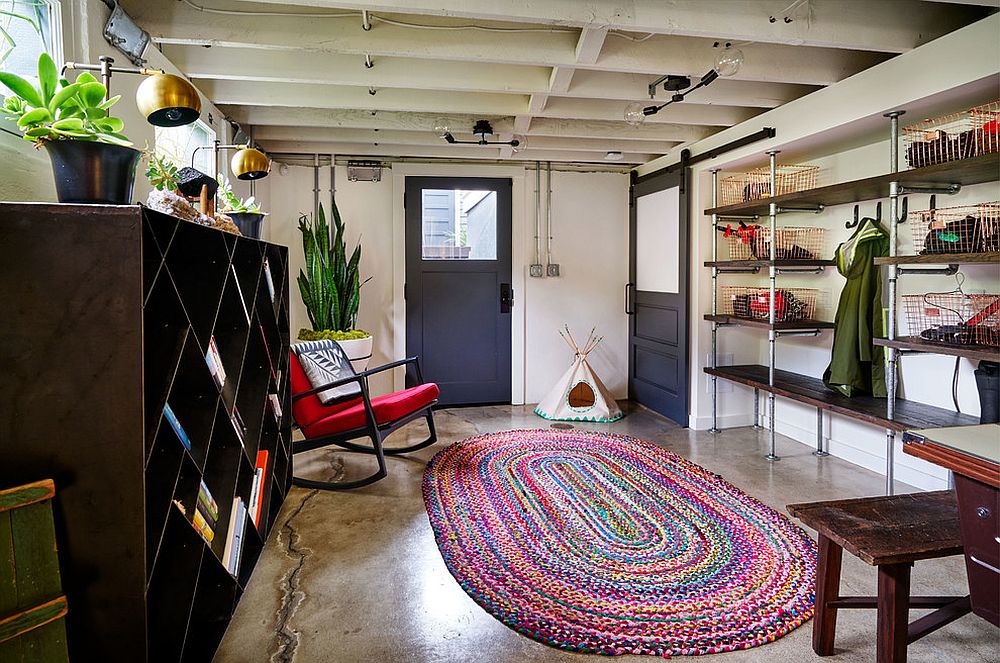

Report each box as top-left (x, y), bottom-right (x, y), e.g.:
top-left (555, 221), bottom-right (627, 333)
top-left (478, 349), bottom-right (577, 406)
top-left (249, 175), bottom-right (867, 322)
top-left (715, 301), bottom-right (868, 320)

top-left (625, 282), bottom-right (635, 315)
top-left (500, 283), bottom-right (513, 313)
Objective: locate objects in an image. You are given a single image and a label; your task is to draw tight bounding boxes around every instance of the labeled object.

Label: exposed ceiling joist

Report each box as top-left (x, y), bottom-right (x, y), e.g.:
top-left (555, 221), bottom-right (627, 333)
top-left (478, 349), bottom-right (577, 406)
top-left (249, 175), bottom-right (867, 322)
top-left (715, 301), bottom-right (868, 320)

top-left (252, 125), bottom-right (679, 153)
top-left (220, 0), bottom-right (986, 52)
top-left (260, 140), bottom-right (654, 163)
top-left (222, 106), bottom-right (718, 142)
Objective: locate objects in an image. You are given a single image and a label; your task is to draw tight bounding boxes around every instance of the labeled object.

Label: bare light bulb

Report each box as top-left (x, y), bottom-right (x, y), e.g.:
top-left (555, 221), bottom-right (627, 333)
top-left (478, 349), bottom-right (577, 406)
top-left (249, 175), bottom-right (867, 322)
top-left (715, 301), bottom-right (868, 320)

top-left (715, 46), bottom-right (744, 77)
top-left (624, 101), bottom-right (647, 126)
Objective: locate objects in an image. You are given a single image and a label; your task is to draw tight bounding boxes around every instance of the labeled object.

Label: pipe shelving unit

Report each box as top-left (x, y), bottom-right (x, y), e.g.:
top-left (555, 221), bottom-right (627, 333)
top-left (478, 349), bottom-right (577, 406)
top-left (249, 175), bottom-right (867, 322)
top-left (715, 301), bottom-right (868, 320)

top-left (707, 111), bottom-right (997, 495)
top-left (708, 154), bottom-right (829, 462)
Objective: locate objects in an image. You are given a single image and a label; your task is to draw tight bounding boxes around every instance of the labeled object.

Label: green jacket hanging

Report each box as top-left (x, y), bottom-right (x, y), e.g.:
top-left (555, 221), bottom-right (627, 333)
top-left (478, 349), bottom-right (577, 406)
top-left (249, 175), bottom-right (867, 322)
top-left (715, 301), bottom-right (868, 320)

top-left (823, 218), bottom-right (890, 398)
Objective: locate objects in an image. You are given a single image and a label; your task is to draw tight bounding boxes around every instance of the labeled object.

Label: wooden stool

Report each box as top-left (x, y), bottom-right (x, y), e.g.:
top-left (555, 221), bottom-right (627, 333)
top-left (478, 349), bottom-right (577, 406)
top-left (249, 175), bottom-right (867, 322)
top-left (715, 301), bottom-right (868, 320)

top-left (788, 491), bottom-right (971, 663)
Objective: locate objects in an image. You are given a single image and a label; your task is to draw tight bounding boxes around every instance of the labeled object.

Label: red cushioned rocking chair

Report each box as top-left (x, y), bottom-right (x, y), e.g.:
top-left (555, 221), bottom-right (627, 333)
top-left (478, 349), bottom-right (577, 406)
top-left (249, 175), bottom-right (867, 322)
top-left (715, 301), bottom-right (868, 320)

top-left (289, 341), bottom-right (439, 490)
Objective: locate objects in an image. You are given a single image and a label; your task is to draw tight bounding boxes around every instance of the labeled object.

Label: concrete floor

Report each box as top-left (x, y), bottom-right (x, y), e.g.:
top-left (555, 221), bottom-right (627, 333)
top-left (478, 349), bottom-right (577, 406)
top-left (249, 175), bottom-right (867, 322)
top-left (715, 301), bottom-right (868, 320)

top-left (216, 404), bottom-right (999, 663)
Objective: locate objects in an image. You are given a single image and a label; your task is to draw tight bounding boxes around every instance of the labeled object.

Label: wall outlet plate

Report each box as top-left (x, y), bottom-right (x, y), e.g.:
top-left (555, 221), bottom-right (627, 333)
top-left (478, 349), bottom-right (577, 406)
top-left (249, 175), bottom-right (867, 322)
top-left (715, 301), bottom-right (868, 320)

top-left (529, 264), bottom-right (544, 277)
top-left (546, 263), bottom-right (560, 277)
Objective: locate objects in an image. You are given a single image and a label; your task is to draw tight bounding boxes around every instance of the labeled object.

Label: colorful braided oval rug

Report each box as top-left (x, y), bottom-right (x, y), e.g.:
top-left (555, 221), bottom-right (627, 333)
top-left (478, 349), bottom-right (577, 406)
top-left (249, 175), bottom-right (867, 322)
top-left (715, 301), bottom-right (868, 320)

top-left (422, 429), bottom-right (816, 657)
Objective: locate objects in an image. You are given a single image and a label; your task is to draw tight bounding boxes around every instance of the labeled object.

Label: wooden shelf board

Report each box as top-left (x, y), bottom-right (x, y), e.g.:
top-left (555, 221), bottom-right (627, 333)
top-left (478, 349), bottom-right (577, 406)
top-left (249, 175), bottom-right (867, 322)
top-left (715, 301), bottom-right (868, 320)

top-left (874, 252), bottom-right (1000, 265)
top-left (705, 364), bottom-right (979, 432)
top-left (705, 259), bottom-right (837, 268)
top-left (705, 153), bottom-right (1000, 217)
top-left (874, 336), bottom-right (1000, 363)
top-left (705, 314), bottom-right (836, 330)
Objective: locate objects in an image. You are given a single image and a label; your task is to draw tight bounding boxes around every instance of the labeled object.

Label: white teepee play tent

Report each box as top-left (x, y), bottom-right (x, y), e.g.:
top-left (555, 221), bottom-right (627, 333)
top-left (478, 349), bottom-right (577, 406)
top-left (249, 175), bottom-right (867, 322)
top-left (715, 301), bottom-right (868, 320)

top-left (534, 326), bottom-right (623, 423)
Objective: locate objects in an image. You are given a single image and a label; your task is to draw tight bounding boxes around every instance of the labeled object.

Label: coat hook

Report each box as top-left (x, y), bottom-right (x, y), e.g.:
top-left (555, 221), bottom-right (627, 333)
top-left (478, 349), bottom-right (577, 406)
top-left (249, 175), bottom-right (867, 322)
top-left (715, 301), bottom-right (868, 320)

top-left (846, 204), bottom-right (860, 229)
top-left (896, 196), bottom-right (908, 224)
top-left (875, 201), bottom-right (882, 222)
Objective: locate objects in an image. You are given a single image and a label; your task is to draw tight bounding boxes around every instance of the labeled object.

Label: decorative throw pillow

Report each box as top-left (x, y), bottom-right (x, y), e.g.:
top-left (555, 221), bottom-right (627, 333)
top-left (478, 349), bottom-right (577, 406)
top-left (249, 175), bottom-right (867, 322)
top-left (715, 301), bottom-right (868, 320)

top-left (292, 340), bottom-right (362, 405)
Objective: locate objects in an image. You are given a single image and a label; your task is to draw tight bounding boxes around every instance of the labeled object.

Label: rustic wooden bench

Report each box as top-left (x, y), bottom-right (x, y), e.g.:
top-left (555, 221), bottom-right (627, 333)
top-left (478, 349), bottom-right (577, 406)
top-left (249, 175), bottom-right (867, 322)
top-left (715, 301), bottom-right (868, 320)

top-left (788, 491), bottom-right (970, 663)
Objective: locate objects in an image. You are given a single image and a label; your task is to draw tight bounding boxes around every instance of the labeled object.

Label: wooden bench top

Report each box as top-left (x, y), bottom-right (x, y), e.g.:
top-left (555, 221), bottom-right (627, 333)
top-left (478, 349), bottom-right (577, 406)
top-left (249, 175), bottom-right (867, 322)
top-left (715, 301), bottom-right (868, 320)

top-left (705, 365), bottom-right (980, 432)
top-left (787, 491), bottom-right (963, 566)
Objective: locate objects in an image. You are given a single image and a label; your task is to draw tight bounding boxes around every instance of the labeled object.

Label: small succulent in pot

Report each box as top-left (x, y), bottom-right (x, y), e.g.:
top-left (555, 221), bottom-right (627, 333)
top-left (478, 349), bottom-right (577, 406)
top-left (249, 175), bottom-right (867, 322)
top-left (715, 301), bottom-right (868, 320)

top-left (218, 177), bottom-right (268, 238)
top-left (0, 52), bottom-right (131, 146)
top-left (144, 148), bottom-right (181, 192)
top-left (0, 52), bottom-right (140, 203)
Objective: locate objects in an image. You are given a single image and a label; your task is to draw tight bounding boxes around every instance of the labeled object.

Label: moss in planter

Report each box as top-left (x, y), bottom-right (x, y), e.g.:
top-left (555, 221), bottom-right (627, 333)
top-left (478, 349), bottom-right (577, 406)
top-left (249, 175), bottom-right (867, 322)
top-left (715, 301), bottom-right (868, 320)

top-left (297, 328), bottom-right (371, 341)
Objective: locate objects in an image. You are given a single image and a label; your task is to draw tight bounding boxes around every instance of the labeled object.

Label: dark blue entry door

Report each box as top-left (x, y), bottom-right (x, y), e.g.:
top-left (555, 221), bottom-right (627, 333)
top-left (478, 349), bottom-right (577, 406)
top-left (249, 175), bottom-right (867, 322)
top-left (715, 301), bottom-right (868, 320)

top-left (405, 177), bottom-right (513, 406)
top-left (627, 169), bottom-right (689, 425)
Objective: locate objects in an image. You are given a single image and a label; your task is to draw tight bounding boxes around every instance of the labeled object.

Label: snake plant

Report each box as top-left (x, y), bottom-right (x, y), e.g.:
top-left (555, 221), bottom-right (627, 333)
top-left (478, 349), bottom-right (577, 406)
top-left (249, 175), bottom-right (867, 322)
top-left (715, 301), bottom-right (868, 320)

top-left (0, 51), bottom-right (131, 146)
top-left (297, 201), bottom-right (370, 333)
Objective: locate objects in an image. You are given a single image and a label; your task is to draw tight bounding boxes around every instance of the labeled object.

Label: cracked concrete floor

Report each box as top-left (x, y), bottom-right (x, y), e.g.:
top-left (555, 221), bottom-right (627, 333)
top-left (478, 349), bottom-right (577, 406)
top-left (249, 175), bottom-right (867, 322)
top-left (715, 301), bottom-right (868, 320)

top-left (215, 404), bottom-right (999, 663)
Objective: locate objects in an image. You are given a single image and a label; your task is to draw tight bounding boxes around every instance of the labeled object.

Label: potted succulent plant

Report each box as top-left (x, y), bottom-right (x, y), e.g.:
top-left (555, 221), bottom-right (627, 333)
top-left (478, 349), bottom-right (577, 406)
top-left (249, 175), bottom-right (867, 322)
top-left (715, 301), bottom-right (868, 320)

top-left (297, 201), bottom-right (373, 370)
top-left (0, 52), bottom-right (139, 204)
top-left (218, 178), bottom-right (267, 238)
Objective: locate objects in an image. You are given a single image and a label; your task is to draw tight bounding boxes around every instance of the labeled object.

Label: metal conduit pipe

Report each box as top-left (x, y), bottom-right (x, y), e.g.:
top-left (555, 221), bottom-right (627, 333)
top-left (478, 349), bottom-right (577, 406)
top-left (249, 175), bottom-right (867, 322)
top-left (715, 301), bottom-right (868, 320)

top-left (534, 162), bottom-right (542, 266)
top-left (313, 153), bottom-right (320, 220)
top-left (545, 161), bottom-right (553, 267)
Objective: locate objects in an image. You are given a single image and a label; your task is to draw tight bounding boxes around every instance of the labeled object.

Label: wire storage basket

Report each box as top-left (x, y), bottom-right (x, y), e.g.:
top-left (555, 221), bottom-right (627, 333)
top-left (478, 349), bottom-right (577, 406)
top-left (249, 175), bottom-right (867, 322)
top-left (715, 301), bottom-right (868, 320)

top-left (902, 100), bottom-right (999, 169)
top-left (719, 165), bottom-right (819, 207)
top-left (903, 293), bottom-right (1000, 347)
top-left (724, 225), bottom-right (827, 261)
top-left (721, 286), bottom-right (818, 322)
top-left (908, 202), bottom-right (1000, 255)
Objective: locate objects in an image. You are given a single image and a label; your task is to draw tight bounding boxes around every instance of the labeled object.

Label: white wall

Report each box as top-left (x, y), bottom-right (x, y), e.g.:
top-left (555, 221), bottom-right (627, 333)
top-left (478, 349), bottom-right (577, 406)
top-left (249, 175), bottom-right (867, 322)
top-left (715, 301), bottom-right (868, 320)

top-left (0, 0), bottom-right (235, 203)
top-left (262, 162), bottom-right (630, 404)
top-left (649, 15), bottom-right (1000, 491)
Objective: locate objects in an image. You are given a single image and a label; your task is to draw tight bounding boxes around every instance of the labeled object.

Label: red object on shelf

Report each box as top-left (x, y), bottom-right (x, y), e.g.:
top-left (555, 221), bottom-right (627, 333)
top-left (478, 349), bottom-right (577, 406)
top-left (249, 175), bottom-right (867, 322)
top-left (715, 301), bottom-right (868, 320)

top-left (254, 450), bottom-right (268, 526)
top-left (749, 291), bottom-right (787, 319)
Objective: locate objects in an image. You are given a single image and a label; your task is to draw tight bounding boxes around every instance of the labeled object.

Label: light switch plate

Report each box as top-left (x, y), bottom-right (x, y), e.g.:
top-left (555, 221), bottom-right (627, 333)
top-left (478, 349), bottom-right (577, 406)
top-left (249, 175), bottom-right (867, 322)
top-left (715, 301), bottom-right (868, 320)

top-left (529, 264), bottom-right (544, 277)
top-left (546, 263), bottom-right (560, 277)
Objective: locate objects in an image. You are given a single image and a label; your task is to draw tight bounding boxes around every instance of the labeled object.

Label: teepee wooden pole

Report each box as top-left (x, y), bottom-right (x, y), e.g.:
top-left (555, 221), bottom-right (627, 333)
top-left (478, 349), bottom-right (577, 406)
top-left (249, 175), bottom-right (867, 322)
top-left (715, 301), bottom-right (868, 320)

top-left (580, 327), bottom-right (596, 356)
top-left (564, 325), bottom-right (581, 354)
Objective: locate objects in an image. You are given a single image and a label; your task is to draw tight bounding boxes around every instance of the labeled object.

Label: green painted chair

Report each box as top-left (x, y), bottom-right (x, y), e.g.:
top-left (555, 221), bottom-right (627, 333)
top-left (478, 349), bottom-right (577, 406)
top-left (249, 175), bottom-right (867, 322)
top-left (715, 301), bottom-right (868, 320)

top-left (0, 479), bottom-right (69, 662)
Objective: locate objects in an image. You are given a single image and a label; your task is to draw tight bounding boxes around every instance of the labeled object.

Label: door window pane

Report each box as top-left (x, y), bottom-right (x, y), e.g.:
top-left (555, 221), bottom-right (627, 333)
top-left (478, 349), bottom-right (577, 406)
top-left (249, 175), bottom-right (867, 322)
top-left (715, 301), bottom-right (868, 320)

top-left (636, 186), bottom-right (680, 293)
top-left (422, 189), bottom-right (497, 260)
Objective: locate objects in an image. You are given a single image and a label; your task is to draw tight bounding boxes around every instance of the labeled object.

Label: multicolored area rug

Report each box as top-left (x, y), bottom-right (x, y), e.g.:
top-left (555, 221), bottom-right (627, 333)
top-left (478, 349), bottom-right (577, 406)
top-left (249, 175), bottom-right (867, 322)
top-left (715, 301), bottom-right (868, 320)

top-left (422, 429), bottom-right (816, 657)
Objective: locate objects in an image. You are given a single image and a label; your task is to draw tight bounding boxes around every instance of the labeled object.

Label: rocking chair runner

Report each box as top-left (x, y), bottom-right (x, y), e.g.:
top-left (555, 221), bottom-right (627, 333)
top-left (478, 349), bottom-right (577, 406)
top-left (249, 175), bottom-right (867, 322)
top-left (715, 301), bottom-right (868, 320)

top-left (289, 342), bottom-right (439, 490)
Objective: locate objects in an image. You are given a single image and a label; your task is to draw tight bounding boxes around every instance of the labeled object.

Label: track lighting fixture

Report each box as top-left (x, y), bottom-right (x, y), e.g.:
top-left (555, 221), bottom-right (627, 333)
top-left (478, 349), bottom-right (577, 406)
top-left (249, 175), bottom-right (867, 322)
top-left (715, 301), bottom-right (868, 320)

top-left (624, 44), bottom-right (743, 126)
top-left (440, 120), bottom-right (521, 148)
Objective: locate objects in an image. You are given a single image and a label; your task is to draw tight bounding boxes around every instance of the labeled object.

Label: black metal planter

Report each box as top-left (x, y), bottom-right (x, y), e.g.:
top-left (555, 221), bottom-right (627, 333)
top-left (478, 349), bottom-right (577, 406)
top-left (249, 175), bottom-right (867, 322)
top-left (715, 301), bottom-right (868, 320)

top-left (43, 140), bottom-right (141, 204)
top-left (228, 212), bottom-right (267, 239)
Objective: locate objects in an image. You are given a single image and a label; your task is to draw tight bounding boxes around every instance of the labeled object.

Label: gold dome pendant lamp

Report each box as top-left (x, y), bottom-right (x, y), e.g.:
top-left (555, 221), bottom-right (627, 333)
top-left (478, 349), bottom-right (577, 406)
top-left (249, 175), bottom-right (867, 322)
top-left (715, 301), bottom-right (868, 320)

top-left (136, 72), bottom-right (201, 127)
top-left (230, 144), bottom-right (270, 180)
top-left (63, 56), bottom-right (201, 127)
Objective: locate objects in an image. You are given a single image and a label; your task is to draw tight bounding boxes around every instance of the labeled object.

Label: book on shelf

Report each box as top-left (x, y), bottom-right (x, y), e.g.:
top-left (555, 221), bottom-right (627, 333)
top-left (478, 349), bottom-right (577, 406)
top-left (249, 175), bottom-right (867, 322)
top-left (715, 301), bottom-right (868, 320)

top-left (174, 499), bottom-right (214, 543)
top-left (248, 468), bottom-right (263, 529)
top-left (197, 480), bottom-right (219, 523)
top-left (162, 403), bottom-right (192, 451)
top-left (222, 497), bottom-right (247, 577)
top-left (263, 258), bottom-right (275, 303)
top-left (230, 264), bottom-right (252, 325)
top-left (267, 393), bottom-right (282, 422)
top-left (205, 336), bottom-right (227, 390)
top-left (192, 508), bottom-right (215, 543)
top-left (229, 406), bottom-right (246, 446)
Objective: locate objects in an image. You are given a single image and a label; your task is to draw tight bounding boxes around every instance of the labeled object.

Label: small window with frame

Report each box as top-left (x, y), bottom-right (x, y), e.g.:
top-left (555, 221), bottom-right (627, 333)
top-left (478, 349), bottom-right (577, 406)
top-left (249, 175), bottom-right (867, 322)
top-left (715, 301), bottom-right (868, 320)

top-left (1, 0), bottom-right (62, 81)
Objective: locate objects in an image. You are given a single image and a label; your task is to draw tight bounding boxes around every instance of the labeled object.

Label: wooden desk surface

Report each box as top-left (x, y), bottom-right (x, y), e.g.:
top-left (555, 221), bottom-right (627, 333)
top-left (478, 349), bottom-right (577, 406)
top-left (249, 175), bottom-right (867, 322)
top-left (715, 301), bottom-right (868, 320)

top-left (903, 425), bottom-right (1000, 489)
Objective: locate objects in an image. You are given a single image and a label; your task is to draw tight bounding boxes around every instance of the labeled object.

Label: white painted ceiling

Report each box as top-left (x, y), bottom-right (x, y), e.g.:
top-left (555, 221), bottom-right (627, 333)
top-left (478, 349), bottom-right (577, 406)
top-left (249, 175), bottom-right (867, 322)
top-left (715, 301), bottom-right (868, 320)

top-left (122, 0), bottom-right (996, 166)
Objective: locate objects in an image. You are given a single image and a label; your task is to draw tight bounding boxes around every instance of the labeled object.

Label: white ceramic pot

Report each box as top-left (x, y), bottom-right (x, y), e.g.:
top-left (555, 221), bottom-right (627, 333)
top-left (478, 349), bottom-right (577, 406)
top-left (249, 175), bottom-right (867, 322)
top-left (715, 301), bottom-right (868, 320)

top-left (336, 335), bottom-right (374, 373)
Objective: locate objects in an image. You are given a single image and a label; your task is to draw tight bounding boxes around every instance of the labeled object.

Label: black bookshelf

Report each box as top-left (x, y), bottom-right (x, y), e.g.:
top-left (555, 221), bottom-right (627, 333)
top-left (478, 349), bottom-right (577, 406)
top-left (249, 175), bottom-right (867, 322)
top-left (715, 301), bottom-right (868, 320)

top-left (0, 203), bottom-right (292, 662)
